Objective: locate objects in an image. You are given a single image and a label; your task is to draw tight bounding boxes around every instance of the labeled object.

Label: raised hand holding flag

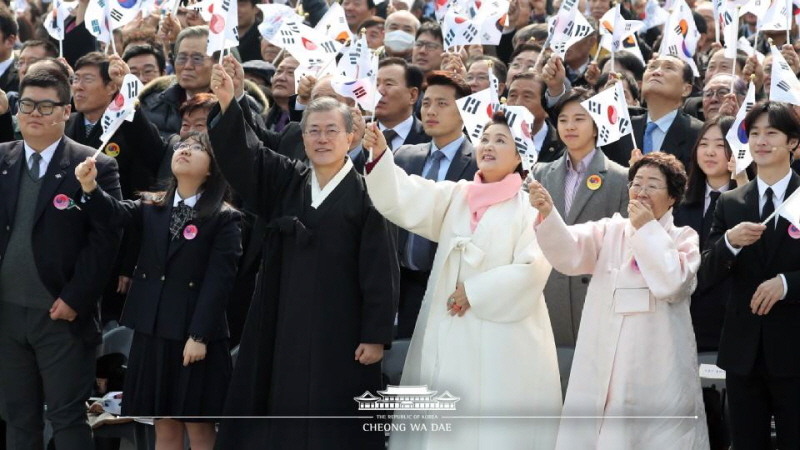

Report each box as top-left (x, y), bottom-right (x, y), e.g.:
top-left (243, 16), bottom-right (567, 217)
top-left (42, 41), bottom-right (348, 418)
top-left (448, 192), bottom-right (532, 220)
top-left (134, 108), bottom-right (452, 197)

top-left (580, 81), bottom-right (633, 147)
top-left (725, 81), bottom-right (756, 176)
top-left (206, 0), bottom-right (239, 62)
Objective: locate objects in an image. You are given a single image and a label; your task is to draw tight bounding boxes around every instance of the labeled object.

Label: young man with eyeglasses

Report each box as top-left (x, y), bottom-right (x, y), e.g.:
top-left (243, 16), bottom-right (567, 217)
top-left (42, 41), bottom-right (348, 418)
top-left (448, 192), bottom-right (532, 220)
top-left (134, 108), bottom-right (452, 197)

top-left (208, 65), bottom-right (397, 450)
top-left (121, 44), bottom-right (166, 86)
top-left (0, 63), bottom-right (122, 450)
top-left (411, 22), bottom-right (444, 77)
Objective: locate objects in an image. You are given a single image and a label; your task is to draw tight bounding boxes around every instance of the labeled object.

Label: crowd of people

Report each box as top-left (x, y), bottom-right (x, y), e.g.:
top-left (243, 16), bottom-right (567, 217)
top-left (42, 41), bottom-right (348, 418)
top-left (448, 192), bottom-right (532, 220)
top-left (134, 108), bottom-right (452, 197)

top-left (0, 0), bottom-right (799, 449)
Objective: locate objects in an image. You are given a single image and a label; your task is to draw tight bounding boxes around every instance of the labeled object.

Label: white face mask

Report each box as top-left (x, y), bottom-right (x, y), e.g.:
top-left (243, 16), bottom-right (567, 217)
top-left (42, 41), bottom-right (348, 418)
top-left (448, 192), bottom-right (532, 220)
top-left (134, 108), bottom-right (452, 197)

top-left (384, 30), bottom-right (415, 53)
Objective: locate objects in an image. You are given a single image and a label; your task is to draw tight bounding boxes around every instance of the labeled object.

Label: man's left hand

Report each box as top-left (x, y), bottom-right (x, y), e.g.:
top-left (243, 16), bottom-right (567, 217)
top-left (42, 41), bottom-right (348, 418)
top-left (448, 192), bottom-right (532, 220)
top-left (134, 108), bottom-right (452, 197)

top-left (50, 298), bottom-right (77, 322)
top-left (751, 276), bottom-right (784, 315)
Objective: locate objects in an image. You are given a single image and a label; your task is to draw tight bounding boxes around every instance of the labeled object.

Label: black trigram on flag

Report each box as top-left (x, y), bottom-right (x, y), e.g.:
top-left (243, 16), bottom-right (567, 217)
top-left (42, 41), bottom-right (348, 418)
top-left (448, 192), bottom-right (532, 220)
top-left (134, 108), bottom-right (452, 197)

top-left (722, 11), bottom-right (733, 25)
top-left (462, 24), bottom-right (478, 41)
top-left (307, 57), bottom-right (325, 66)
top-left (280, 30), bottom-right (297, 46)
top-left (461, 97), bottom-right (481, 114)
top-left (776, 80), bottom-right (791, 92)
top-left (599, 125), bottom-right (610, 142)
top-left (666, 45), bottom-right (679, 56)
top-left (125, 81), bottom-right (138, 99)
top-left (445, 29), bottom-right (456, 47)
top-left (563, 20), bottom-right (576, 35)
top-left (738, 149), bottom-right (747, 159)
top-left (321, 41), bottom-right (337, 53)
top-left (585, 100), bottom-right (601, 115)
top-left (552, 42), bottom-right (567, 54)
top-left (504, 110), bottom-right (518, 128)
top-left (618, 117), bottom-right (631, 135)
top-left (353, 86), bottom-right (367, 99)
top-left (470, 123), bottom-right (485, 139)
top-left (109, 8), bottom-right (123, 21)
top-left (745, 100), bottom-right (754, 112)
top-left (514, 136), bottom-right (529, 153)
top-left (573, 24), bottom-right (592, 38)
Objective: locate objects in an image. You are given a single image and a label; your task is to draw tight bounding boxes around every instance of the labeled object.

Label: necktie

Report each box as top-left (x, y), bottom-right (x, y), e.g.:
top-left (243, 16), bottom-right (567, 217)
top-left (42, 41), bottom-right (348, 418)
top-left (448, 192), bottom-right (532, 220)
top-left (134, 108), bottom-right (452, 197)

top-left (169, 200), bottom-right (194, 241)
top-left (408, 151), bottom-right (447, 270)
top-left (383, 129), bottom-right (399, 150)
top-left (762, 187), bottom-right (775, 247)
top-left (702, 190), bottom-right (721, 244)
top-left (643, 122), bottom-right (658, 154)
top-left (85, 122), bottom-right (95, 138)
top-left (29, 152), bottom-right (42, 179)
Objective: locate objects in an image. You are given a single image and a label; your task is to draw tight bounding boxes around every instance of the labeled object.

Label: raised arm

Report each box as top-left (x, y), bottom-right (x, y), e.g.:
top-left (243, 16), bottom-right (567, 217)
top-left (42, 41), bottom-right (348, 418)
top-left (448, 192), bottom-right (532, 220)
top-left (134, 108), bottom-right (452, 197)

top-left (362, 123), bottom-right (458, 242)
top-left (75, 156), bottom-right (143, 228)
top-left (209, 64), bottom-right (304, 217)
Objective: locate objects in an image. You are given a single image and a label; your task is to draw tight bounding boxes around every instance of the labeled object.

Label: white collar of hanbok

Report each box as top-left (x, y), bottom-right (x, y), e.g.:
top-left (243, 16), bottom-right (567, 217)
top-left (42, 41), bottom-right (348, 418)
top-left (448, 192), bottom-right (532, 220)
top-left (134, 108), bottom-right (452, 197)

top-left (310, 157), bottom-right (353, 209)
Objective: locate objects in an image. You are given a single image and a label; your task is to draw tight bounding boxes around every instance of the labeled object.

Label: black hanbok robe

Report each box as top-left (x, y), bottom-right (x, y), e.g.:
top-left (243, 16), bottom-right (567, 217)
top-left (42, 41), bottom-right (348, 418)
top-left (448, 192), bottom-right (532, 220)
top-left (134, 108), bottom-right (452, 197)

top-left (210, 101), bottom-right (399, 450)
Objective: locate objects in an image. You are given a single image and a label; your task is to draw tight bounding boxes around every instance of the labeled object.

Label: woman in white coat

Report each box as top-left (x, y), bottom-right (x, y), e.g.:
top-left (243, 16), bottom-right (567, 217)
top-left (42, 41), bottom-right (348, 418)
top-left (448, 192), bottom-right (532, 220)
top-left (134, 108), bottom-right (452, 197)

top-left (363, 112), bottom-right (562, 450)
top-left (529, 152), bottom-right (710, 450)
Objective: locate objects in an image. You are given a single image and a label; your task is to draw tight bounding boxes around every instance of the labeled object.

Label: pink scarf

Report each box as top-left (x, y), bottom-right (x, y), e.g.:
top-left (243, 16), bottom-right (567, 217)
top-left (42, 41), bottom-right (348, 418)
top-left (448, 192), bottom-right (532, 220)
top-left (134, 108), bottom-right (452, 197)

top-left (465, 172), bottom-right (523, 232)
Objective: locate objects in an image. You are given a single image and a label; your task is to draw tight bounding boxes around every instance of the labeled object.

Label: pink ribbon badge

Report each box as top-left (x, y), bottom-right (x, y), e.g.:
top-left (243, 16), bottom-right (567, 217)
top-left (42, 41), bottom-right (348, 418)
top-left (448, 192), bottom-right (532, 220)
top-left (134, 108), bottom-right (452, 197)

top-left (53, 194), bottom-right (81, 211)
top-left (183, 224), bottom-right (198, 240)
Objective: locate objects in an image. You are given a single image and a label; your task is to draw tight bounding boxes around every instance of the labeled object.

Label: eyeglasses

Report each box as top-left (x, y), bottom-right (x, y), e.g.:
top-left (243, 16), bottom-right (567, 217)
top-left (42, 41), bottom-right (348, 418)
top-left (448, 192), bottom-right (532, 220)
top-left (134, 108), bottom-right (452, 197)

top-left (173, 142), bottom-right (206, 153)
top-left (414, 41), bottom-right (442, 51)
top-left (15, 57), bottom-right (41, 69)
top-left (303, 128), bottom-right (343, 139)
top-left (18, 99), bottom-right (68, 116)
top-left (628, 182), bottom-right (668, 194)
top-left (174, 54), bottom-right (209, 67)
top-left (131, 68), bottom-right (159, 78)
top-left (702, 88), bottom-right (731, 99)
top-left (466, 73), bottom-right (490, 83)
top-left (70, 75), bottom-right (99, 85)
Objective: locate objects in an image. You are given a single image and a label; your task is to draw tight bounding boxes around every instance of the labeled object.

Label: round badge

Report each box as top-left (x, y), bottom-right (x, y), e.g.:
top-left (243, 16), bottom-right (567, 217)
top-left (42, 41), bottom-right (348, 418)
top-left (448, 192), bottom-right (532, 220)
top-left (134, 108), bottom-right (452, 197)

top-left (587, 174), bottom-right (602, 191)
top-left (789, 224), bottom-right (800, 239)
top-left (53, 194), bottom-right (70, 210)
top-left (104, 143), bottom-right (120, 158)
top-left (631, 257), bottom-right (640, 272)
top-left (183, 224), bottom-right (198, 240)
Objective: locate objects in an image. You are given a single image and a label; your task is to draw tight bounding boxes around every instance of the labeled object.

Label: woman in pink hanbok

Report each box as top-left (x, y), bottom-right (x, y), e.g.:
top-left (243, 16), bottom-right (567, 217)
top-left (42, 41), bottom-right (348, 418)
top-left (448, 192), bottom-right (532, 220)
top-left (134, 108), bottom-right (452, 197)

top-left (530, 152), bottom-right (710, 450)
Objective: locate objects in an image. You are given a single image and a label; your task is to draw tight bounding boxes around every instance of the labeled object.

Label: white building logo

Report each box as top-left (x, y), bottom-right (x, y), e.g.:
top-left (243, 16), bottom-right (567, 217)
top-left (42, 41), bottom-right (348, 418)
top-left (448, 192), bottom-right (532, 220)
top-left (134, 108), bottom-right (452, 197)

top-left (354, 385), bottom-right (460, 411)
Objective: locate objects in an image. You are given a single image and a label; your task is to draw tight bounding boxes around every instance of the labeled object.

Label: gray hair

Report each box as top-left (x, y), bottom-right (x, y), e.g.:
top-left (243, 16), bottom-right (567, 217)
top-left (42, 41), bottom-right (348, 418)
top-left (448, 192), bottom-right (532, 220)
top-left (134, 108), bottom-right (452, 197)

top-left (385, 11), bottom-right (421, 33)
top-left (175, 26), bottom-right (209, 55)
top-left (300, 97), bottom-right (354, 133)
top-left (706, 73), bottom-right (747, 97)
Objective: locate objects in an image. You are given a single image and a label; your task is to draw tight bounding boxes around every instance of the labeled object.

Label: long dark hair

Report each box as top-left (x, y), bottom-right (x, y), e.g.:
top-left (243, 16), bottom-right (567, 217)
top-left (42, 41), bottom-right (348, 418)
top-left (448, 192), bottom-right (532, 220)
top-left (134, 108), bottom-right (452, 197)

top-left (142, 131), bottom-right (232, 220)
top-left (683, 115), bottom-right (735, 207)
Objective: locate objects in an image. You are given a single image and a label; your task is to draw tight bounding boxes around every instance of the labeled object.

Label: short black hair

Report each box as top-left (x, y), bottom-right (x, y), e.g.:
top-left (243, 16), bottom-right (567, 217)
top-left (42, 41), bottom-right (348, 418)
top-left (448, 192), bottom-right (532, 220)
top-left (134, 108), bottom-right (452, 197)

top-left (594, 72), bottom-right (640, 103)
top-left (74, 52), bottom-right (112, 85)
top-left (20, 39), bottom-right (58, 58)
top-left (379, 57), bottom-right (423, 91)
top-left (425, 70), bottom-right (472, 99)
top-left (238, 0), bottom-right (259, 6)
top-left (552, 87), bottom-right (596, 120)
top-left (415, 21), bottom-right (442, 44)
top-left (744, 100), bottom-right (800, 153)
top-left (359, 15), bottom-right (385, 30)
top-left (122, 44), bottom-right (167, 74)
top-left (20, 65), bottom-right (71, 104)
top-left (0, 8), bottom-right (18, 41)
top-left (509, 71), bottom-right (547, 106)
top-left (629, 152), bottom-right (688, 203)
top-left (598, 50), bottom-right (646, 81)
top-left (510, 43), bottom-right (542, 63)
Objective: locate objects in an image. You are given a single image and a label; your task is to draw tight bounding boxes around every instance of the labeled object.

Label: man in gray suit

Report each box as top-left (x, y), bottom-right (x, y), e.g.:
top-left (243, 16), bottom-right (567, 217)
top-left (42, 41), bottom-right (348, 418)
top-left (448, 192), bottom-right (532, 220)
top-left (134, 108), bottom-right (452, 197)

top-left (392, 71), bottom-right (477, 339)
top-left (532, 89), bottom-right (629, 347)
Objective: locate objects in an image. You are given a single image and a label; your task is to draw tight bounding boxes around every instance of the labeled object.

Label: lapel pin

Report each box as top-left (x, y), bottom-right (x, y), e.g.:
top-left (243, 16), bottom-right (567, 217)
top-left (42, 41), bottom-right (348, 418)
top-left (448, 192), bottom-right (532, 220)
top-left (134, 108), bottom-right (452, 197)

top-left (586, 174), bottom-right (602, 190)
top-left (53, 194), bottom-right (81, 211)
top-left (2, 170), bottom-right (6, 175)
top-left (55, 173), bottom-right (62, 179)
top-left (183, 224), bottom-right (198, 240)
top-left (788, 224), bottom-right (800, 239)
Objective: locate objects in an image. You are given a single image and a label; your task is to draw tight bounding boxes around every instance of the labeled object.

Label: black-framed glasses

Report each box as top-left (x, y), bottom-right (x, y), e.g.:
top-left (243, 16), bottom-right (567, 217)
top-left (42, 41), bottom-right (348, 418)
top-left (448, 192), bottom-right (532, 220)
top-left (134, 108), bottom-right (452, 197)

top-left (173, 142), bottom-right (206, 153)
top-left (174, 54), bottom-right (209, 67)
top-left (18, 99), bottom-right (68, 116)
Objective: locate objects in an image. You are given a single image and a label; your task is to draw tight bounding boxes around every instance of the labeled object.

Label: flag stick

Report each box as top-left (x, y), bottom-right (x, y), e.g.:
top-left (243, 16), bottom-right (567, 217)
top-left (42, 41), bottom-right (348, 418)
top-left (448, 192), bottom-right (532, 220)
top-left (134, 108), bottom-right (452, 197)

top-left (315, 50), bottom-right (338, 77)
top-left (59, 39), bottom-right (63, 58)
top-left (271, 48), bottom-right (285, 66)
top-left (714, 4), bottom-right (720, 45)
top-left (611, 48), bottom-right (615, 73)
top-left (730, 15), bottom-right (738, 92)
top-left (787, 0), bottom-right (791, 43)
top-left (762, 202), bottom-right (783, 224)
top-left (110, 34), bottom-right (118, 56)
top-left (218, 46), bottom-right (225, 65)
top-left (593, 44), bottom-right (602, 61)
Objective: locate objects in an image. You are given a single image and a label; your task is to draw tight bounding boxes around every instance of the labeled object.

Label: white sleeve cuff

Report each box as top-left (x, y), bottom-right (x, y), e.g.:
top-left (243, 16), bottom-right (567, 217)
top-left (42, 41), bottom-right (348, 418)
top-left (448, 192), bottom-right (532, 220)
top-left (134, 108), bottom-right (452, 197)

top-left (724, 231), bottom-right (742, 256)
top-left (780, 274), bottom-right (788, 300)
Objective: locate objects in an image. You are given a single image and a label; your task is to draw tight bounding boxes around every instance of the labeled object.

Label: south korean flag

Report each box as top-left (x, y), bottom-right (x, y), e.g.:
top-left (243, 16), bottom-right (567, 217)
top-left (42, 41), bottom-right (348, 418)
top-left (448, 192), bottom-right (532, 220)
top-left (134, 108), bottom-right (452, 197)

top-left (769, 44), bottom-right (800, 106)
top-left (725, 81), bottom-right (756, 176)
top-left (443, 9), bottom-right (481, 49)
top-left (499, 105), bottom-right (538, 170)
top-left (580, 82), bottom-right (632, 147)
top-left (100, 74), bottom-right (143, 145)
top-left (456, 88), bottom-right (495, 145)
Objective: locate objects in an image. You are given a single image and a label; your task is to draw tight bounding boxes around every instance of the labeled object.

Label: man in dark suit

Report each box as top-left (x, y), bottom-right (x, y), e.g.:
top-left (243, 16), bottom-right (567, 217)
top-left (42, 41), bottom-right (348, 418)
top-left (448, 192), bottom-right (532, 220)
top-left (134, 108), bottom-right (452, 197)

top-left (0, 64), bottom-right (122, 450)
top-left (601, 55), bottom-right (703, 169)
top-left (374, 58), bottom-right (430, 150)
top-left (701, 101), bottom-right (800, 450)
top-left (0, 10), bottom-right (18, 94)
top-left (392, 71), bottom-right (478, 339)
top-left (506, 72), bottom-right (564, 164)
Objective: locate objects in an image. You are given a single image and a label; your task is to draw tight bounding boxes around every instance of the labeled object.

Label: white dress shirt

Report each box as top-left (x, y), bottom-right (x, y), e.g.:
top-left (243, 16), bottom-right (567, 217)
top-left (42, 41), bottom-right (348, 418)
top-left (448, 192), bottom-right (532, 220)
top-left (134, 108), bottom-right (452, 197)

top-left (24, 139), bottom-right (61, 178)
top-left (174, 191), bottom-right (201, 208)
top-left (0, 54), bottom-right (15, 82)
top-left (533, 121), bottom-right (549, 155)
top-left (704, 182), bottom-right (730, 214)
top-left (379, 115), bottom-right (414, 151)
